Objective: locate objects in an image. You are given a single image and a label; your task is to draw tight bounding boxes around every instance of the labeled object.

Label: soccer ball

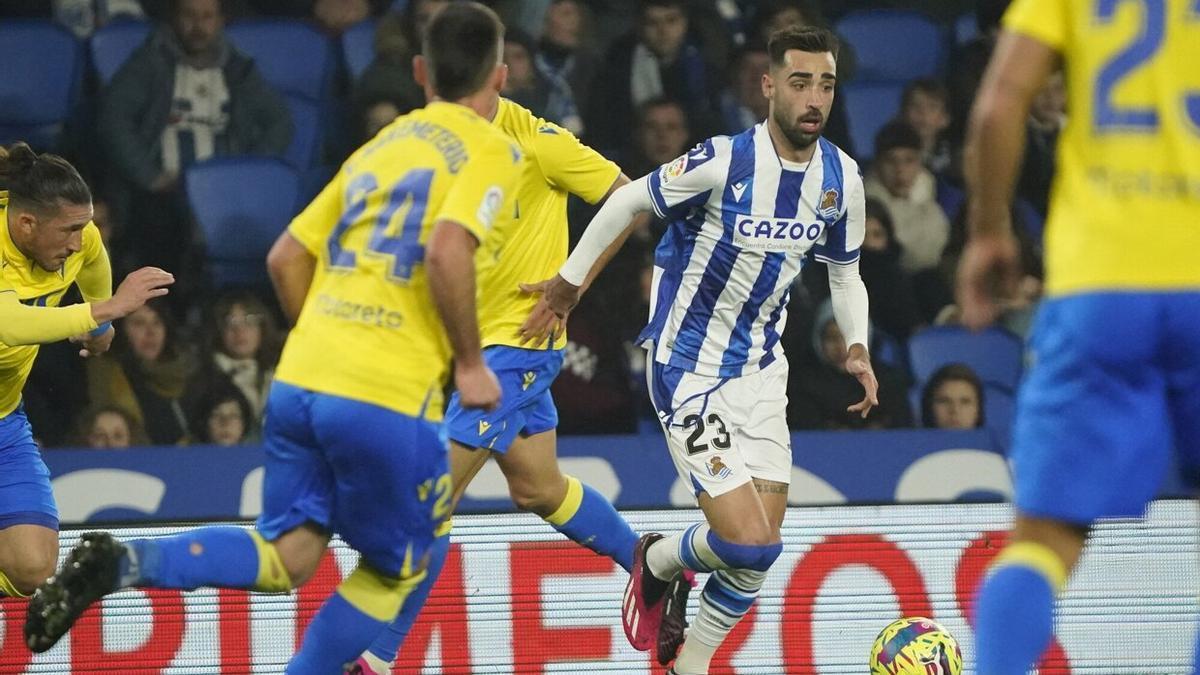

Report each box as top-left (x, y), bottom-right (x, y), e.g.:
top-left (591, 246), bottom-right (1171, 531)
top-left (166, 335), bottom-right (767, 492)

top-left (869, 616), bottom-right (963, 675)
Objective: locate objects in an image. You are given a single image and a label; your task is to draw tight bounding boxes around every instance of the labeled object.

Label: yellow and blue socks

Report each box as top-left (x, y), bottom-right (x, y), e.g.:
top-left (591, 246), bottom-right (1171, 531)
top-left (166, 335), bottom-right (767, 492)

top-left (974, 541), bottom-right (1068, 675)
top-left (545, 475), bottom-right (637, 572)
top-left (118, 527), bottom-right (290, 592)
top-left (364, 525), bottom-right (452, 666)
top-left (288, 564), bottom-right (422, 674)
top-left (0, 570), bottom-right (29, 597)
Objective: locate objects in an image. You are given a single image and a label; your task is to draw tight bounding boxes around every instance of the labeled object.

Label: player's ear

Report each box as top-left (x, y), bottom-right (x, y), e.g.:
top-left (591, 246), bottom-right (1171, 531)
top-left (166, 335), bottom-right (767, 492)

top-left (761, 70), bottom-right (773, 101)
top-left (492, 62), bottom-right (509, 94)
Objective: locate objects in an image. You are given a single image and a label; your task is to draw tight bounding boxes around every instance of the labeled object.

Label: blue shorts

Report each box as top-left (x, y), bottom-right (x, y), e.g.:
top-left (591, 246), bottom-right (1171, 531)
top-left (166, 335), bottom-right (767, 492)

top-left (444, 346), bottom-right (563, 453)
top-left (256, 382), bottom-right (449, 576)
top-left (0, 406), bottom-right (58, 530)
top-left (1012, 292), bottom-right (1200, 524)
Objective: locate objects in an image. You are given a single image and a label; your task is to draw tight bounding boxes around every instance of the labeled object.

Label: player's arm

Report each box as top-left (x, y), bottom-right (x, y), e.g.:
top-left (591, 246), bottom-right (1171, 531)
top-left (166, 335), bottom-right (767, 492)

top-left (823, 175), bottom-right (877, 417)
top-left (269, 171), bottom-right (343, 324)
top-left (70, 225), bottom-right (117, 357)
top-left (958, 27), bottom-right (1060, 329)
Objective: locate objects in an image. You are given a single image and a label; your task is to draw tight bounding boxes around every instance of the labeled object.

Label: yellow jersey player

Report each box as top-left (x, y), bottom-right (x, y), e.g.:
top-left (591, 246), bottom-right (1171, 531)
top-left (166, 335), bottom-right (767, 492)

top-left (352, 96), bottom-right (648, 674)
top-left (0, 142), bottom-right (173, 600)
top-left (25, 6), bottom-right (523, 673)
top-left (958, 0), bottom-right (1200, 672)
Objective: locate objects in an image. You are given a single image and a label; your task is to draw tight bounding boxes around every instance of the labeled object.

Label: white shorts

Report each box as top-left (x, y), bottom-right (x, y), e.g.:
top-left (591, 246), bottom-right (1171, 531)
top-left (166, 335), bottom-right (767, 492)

top-left (646, 351), bottom-right (792, 499)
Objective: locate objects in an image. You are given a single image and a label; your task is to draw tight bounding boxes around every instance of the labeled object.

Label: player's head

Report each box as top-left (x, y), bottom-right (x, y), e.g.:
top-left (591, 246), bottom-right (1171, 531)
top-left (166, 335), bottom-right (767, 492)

top-left (0, 142), bottom-right (92, 273)
top-left (171, 0), bottom-right (224, 58)
top-left (764, 26), bottom-right (839, 151)
top-left (413, 2), bottom-right (507, 105)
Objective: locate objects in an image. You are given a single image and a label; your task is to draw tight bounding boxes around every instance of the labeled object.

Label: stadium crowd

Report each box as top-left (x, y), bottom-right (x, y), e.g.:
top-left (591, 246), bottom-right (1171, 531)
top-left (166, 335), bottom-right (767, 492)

top-left (0, 0), bottom-right (1054, 448)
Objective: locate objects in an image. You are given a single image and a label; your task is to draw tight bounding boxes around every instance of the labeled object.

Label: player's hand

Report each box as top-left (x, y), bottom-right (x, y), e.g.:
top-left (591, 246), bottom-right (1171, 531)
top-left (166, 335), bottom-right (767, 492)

top-left (956, 233), bottom-right (1020, 331)
top-left (844, 343), bottom-right (879, 419)
top-left (455, 360), bottom-right (501, 411)
top-left (94, 267), bottom-right (175, 323)
top-left (517, 275), bottom-right (579, 346)
top-left (69, 324), bottom-right (115, 358)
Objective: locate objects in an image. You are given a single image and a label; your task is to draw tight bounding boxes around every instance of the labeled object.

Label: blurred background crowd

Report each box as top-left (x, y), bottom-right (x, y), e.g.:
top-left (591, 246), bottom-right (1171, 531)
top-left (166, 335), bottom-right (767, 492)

top-left (0, 0), bottom-right (1053, 449)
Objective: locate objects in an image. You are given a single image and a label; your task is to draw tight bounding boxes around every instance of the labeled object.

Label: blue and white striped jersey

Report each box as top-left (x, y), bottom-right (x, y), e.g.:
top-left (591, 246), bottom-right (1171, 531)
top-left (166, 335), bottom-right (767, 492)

top-left (638, 122), bottom-right (865, 377)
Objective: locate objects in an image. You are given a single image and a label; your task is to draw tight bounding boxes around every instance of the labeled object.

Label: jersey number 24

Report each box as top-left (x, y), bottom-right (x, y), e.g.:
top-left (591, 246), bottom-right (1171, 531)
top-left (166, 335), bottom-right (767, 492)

top-left (326, 168), bottom-right (433, 282)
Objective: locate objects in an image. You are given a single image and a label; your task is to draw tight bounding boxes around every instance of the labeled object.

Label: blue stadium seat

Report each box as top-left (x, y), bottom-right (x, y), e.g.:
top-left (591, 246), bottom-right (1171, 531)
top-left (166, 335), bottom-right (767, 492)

top-left (983, 384), bottom-right (1015, 446)
top-left (955, 13), bottom-right (979, 45)
top-left (839, 82), bottom-right (903, 162)
top-left (226, 20), bottom-right (335, 100)
top-left (185, 158), bottom-right (301, 289)
top-left (90, 19), bottom-right (151, 86)
top-left (908, 326), bottom-right (1025, 391)
top-left (282, 94), bottom-right (321, 168)
top-left (0, 21), bottom-right (82, 149)
top-left (300, 165), bottom-right (336, 205)
top-left (342, 18), bottom-right (376, 81)
top-left (835, 10), bottom-right (946, 81)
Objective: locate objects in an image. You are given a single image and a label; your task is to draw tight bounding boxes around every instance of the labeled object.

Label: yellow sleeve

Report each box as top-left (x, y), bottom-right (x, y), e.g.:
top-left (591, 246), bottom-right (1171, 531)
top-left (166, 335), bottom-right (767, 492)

top-left (1003, 0), bottom-right (1069, 50)
top-left (0, 291), bottom-right (96, 346)
top-left (533, 122), bottom-right (622, 204)
top-left (75, 224), bottom-right (113, 303)
top-left (433, 138), bottom-right (524, 242)
top-left (288, 170), bottom-right (346, 257)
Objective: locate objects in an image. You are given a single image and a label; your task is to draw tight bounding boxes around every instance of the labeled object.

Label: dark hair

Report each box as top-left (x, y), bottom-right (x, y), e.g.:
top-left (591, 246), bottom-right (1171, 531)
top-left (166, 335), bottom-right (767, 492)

top-left (74, 404), bottom-right (148, 447)
top-left (191, 382), bottom-right (253, 444)
top-left (640, 0), bottom-right (688, 17)
top-left (767, 25), bottom-right (839, 66)
top-left (422, 1), bottom-right (505, 101)
top-left (207, 290), bottom-right (282, 373)
top-left (874, 120), bottom-right (922, 156)
top-left (0, 142), bottom-right (91, 214)
top-left (920, 363), bottom-right (985, 428)
top-left (863, 196), bottom-right (900, 255)
top-left (901, 78), bottom-right (949, 110)
top-left (504, 27), bottom-right (537, 57)
top-left (636, 96), bottom-right (688, 127)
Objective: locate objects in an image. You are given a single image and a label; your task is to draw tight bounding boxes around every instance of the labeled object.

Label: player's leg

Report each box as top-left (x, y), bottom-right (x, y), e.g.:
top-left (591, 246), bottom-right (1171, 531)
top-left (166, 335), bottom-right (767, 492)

top-left (496, 426), bottom-right (638, 572)
top-left (0, 411), bottom-right (61, 597)
top-left (357, 440), bottom-right (488, 673)
top-left (287, 393), bottom-right (447, 674)
top-left (974, 294), bottom-right (1172, 675)
top-left (24, 382), bottom-right (333, 652)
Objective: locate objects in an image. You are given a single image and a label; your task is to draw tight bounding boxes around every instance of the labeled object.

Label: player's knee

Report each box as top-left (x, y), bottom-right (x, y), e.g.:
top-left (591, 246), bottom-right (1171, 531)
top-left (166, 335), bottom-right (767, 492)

top-left (509, 484), bottom-right (558, 517)
top-left (7, 553), bottom-right (56, 595)
top-left (708, 532), bottom-right (783, 572)
top-left (338, 563), bottom-right (422, 622)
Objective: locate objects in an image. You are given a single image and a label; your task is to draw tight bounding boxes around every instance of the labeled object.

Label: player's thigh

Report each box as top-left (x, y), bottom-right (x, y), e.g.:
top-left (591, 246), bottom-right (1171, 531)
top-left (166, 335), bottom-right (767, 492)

top-left (256, 382), bottom-right (335, 543)
top-left (444, 346), bottom-right (563, 453)
top-left (0, 408), bottom-right (59, 533)
top-left (444, 440), bottom-right (492, 516)
top-left (1163, 292), bottom-right (1200, 487)
top-left (310, 397), bottom-right (449, 577)
top-left (738, 357), bottom-right (792, 533)
top-left (1012, 294), bottom-right (1172, 524)
top-left (697, 483), bottom-right (773, 546)
top-left (494, 429), bottom-right (567, 515)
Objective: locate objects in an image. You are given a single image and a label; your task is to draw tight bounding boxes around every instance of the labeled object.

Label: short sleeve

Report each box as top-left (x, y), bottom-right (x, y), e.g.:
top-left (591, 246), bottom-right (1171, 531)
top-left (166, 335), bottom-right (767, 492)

top-left (433, 138), bottom-right (523, 243)
top-left (1003, 0), bottom-right (1069, 50)
top-left (812, 172), bottom-right (865, 265)
top-left (646, 138), bottom-right (726, 219)
top-left (76, 224), bottom-right (113, 302)
top-left (533, 122), bottom-right (621, 205)
top-left (288, 169), bottom-right (346, 257)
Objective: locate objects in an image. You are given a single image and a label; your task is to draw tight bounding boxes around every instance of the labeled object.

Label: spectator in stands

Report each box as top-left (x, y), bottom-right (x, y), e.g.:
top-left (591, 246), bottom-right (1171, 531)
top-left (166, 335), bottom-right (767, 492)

top-left (788, 300), bottom-right (912, 430)
top-left (75, 405), bottom-right (147, 449)
top-left (352, 0), bottom-right (448, 113)
top-left (899, 78), bottom-right (954, 177)
top-left (721, 41), bottom-right (770, 134)
top-left (866, 120), bottom-right (950, 277)
top-left (190, 382), bottom-right (254, 445)
top-left (532, 0), bottom-right (595, 135)
top-left (185, 291), bottom-right (281, 428)
top-left (584, 0), bottom-right (724, 154)
top-left (99, 0), bottom-right (291, 290)
top-left (621, 98), bottom-right (691, 180)
top-left (87, 299), bottom-right (195, 445)
top-left (920, 364), bottom-right (984, 430)
top-left (501, 29), bottom-right (554, 120)
top-left (1018, 70), bottom-right (1065, 217)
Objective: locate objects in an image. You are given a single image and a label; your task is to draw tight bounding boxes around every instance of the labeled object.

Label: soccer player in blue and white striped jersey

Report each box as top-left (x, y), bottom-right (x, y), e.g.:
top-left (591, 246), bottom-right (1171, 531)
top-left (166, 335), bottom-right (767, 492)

top-left (522, 25), bottom-right (878, 675)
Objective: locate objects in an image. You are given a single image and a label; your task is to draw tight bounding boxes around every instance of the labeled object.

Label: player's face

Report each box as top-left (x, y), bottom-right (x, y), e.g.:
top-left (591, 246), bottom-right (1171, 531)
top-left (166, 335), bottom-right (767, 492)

top-left (208, 400), bottom-right (246, 446)
top-left (640, 6), bottom-right (688, 60)
top-left (124, 305), bottom-right (167, 363)
top-left (88, 411), bottom-right (132, 449)
top-left (174, 0), bottom-right (223, 57)
top-left (25, 201), bottom-right (91, 272)
top-left (931, 379), bottom-right (980, 429)
top-left (765, 49), bottom-right (836, 151)
top-left (221, 304), bottom-right (263, 359)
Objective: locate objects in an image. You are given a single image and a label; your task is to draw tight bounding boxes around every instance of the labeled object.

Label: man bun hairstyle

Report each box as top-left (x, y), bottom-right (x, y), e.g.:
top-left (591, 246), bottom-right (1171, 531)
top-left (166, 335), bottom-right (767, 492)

top-left (0, 142), bottom-right (91, 213)
top-left (767, 25), bottom-right (839, 66)
top-left (423, 2), bottom-right (506, 101)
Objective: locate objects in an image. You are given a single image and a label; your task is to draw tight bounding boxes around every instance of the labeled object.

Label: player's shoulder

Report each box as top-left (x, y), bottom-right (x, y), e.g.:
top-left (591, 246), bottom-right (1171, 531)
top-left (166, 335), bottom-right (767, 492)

top-left (496, 98), bottom-right (591, 157)
top-left (817, 137), bottom-right (863, 188)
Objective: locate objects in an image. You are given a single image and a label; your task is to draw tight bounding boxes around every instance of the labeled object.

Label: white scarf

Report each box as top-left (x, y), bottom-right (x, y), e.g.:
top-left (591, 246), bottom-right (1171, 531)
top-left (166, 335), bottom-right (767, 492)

top-left (630, 43), bottom-right (664, 108)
